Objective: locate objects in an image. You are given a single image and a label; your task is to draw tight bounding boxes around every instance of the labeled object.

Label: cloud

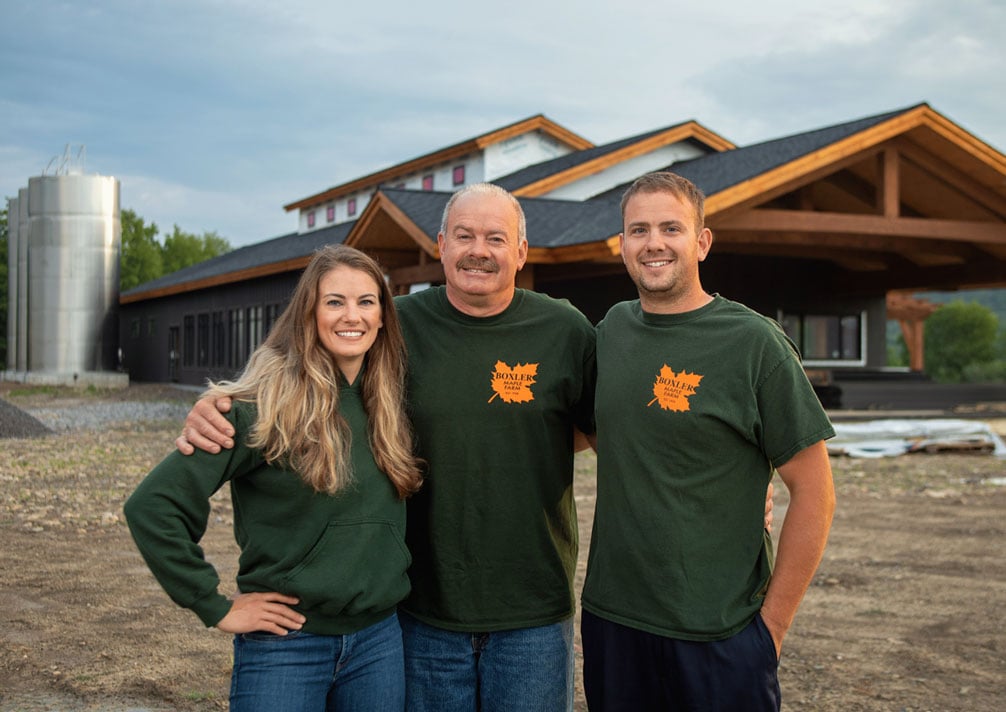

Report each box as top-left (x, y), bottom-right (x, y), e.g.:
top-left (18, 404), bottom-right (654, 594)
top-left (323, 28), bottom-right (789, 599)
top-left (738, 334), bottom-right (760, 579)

top-left (3, 0), bottom-right (1004, 247)
top-left (119, 173), bottom-right (296, 244)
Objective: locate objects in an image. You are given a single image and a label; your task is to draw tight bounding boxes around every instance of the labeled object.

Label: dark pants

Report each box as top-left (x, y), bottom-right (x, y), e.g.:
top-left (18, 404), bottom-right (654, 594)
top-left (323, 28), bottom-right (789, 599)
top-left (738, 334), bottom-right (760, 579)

top-left (581, 609), bottom-right (780, 712)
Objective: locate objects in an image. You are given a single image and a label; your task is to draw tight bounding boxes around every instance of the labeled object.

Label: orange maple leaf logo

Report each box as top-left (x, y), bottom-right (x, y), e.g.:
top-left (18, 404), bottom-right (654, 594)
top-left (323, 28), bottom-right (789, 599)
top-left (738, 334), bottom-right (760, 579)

top-left (488, 361), bottom-right (538, 404)
top-left (647, 364), bottom-right (702, 412)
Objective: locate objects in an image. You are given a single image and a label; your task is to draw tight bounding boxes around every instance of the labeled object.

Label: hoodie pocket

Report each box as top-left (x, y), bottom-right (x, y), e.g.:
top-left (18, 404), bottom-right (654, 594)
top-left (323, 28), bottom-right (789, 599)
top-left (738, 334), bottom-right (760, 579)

top-left (284, 519), bottom-right (411, 618)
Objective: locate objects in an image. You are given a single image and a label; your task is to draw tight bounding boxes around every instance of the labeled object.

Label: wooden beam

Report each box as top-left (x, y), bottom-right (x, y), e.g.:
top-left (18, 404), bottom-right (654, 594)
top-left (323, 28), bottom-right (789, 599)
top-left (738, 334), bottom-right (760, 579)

top-left (516, 264), bottom-right (535, 289)
top-left (514, 122), bottom-right (734, 197)
top-left (896, 138), bottom-right (1006, 220)
top-left (346, 193), bottom-right (440, 258)
top-left (703, 110), bottom-right (935, 220)
top-left (713, 227), bottom-right (979, 261)
top-left (880, 148), bottom-right (900, 218)
top-left (713, 209), bottom-right (1006, 244)
top-left (387, 262), bottom-right (445, 286)
top-left (703, 105), bottom-right (1006, 222)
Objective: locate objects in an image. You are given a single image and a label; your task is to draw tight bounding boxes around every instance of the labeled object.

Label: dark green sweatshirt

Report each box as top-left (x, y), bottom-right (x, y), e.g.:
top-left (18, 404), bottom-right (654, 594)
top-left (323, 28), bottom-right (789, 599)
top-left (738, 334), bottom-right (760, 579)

top-left (124, 380), bottom-right (410, 635)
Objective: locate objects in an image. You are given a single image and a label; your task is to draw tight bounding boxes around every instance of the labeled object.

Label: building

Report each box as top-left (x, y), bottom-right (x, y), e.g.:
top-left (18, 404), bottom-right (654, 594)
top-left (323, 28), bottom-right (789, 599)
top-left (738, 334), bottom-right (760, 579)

top-left (119, 104), bottom-right (1006, 386)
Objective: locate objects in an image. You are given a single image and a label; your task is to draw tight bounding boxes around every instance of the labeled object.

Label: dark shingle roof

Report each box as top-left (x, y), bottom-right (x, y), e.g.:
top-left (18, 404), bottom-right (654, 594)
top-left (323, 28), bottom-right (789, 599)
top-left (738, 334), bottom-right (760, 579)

top-left (592, 105), bottom-right (921, 202)
top-left (379, 188), bottom-right (621, 248)
top-left (494, 122), bottom-right (698, 192)
top-left (122, 221), bottom-right (354, 297)
top-left (377, 188), bottom-right (450, 240)
top-left (670, 105), bottom-right (919, 196)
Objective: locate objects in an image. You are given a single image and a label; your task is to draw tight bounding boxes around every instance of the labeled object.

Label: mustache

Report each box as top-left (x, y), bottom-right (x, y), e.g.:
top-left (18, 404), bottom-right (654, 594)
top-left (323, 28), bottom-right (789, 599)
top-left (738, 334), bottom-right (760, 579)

top-left (457, 257), bottom-right (499, 273)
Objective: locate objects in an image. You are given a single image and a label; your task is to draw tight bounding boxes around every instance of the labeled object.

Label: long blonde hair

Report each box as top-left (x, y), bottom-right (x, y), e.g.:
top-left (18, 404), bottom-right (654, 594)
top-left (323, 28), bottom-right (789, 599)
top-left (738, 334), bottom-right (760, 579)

top-left (207, 245), bottom-right (422, 498)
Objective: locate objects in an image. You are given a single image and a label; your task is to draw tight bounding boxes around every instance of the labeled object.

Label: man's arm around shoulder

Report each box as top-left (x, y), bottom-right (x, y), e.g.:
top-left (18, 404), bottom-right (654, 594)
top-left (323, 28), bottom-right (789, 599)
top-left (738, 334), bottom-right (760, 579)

top-left (176, 396), bottom-right (236, 454)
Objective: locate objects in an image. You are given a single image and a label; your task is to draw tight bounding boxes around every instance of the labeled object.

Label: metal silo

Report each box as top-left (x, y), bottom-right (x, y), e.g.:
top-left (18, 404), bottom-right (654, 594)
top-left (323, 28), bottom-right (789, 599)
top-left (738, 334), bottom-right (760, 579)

top-left (16, 187), bottom-right (29, 372)
top-left (6, 195), bottom-right (19, 371)
top-left (26, 174), bottom-right (120, 373)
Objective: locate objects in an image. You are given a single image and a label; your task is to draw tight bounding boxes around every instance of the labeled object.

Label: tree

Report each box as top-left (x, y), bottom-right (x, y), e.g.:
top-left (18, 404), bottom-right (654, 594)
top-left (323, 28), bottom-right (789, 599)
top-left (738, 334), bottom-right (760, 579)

top-left (118, 211), bottom-right (232, 291)
top-left (924, 300), bottom-right (999, 382)
top-left (120, 209), bottom-right (163, 291)
top-left (160, 225), bottom-right (231, 275)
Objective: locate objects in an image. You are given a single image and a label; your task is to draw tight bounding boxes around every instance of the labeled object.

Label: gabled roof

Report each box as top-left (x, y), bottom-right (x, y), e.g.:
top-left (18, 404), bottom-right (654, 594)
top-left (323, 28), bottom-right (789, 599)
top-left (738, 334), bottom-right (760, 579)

top-left (496, 121), bottom-right (734, 196)
top-left (283, 115), bottom-right (593, 212)
top-left (120, 221), bottom-right (354, 304)
top-left (346, 188), bottom-right (621, 257)
top-left (121, 103), bottom-right (1006, 303)
top-left (674, 106), bottom-right (916, 197)
top-left (697, 103), bottom-right (1006, 217)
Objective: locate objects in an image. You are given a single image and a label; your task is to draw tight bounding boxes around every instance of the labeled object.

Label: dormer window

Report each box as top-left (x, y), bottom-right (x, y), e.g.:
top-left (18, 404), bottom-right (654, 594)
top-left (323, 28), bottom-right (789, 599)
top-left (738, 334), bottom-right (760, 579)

top-left (422, 175), bottom-right (434, 191)
top-left (307, 210), bottom-right (316, 228)
top-left (452, 165), bottom-right (465, 186)
top-left (326, 205), bottom-right (335, 223)
top-left (348, 198), bottom-right (357, 217)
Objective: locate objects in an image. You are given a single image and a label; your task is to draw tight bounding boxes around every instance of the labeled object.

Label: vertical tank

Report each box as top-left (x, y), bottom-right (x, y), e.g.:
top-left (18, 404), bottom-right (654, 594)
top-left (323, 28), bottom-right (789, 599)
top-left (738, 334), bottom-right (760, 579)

top-left (6, 195), bottom-right (18, 371)
top-left (26, 174), bottom-right (120, 373)
top-left (16, 187), bottom-right (29, 372)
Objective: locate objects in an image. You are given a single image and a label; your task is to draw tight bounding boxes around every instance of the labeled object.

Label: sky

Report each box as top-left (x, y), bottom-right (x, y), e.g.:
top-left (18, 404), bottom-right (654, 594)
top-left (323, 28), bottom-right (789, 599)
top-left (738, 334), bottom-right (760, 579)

top-left (2, 0), bottom-right (1004, 247)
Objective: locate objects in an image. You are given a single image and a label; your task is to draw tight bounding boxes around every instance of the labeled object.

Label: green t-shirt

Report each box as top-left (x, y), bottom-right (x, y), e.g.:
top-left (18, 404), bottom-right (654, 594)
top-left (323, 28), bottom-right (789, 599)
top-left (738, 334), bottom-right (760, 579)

top-left (125, 380), bottom-right (410, 635)
top-left (582, 295), bottom-right (834, 640)
top-left (396, 287), bottom-right (596, 631)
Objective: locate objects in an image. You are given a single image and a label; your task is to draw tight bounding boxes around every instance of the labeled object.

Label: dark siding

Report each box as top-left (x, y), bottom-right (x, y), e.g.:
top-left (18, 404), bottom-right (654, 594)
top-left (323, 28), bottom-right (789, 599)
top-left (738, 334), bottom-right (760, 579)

top-left (120, 271), bottom-right (302, 384)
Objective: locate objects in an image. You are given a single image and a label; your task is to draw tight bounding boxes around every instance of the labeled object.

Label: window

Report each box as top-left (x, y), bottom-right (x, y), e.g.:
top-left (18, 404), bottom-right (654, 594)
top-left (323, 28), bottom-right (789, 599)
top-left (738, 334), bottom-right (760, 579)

top-left (130, 319), bottom-right (141, 339)
top-left (146, 317), bottom-right (156, 336)
top-left (307, 210), bottom-right (316, 228)
top-left (264, 303), bottom-right (282, 336)
top-left (422, 174), bottom-right (434, 191)
top-left (326, 205), bottom-right (335, 223)
top-left (781, 312), bottom-right (864, 365)
top-left (197, 313), bottom-right (210, 366)
top-left (247, 306), bottom-right (263, 353)
top-left (183, 315), bottom-right (195, 367)
top-left (228, 308), bottom-right (246, 369)
top-left (452, 165), bottom-right (465, 186)
top-left (347, 198), bottom-right (357, 217)
top-left (212, 311), bottom-right (226, 367)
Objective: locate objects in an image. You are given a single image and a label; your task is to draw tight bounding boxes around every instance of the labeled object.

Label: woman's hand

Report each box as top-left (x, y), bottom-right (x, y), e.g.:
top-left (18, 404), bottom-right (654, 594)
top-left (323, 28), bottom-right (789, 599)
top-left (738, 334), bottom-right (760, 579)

top-left (215, 592), bottom-right (306, 635)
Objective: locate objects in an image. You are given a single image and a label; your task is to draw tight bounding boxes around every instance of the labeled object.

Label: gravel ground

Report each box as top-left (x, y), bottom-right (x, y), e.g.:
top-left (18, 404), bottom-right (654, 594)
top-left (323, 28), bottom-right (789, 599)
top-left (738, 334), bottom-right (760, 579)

top-left (21, 401), bottom-right (193, 433)
top-left (0, 399), bottom-right (52, 438)
top-left (0, 384), bottom-right (197, 439)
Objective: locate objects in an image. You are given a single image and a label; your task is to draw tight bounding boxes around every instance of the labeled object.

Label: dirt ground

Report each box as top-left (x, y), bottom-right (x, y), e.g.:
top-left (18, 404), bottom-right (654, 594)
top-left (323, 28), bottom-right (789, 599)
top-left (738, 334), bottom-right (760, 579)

top-left (1, 383), bottom-right (1004, 711)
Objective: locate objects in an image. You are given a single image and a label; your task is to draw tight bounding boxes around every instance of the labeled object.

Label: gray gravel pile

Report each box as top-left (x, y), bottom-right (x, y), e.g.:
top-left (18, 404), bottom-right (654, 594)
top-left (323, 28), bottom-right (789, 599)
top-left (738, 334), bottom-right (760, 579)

top-left (0, 398), bottom-right (53, 438)
top-left (22, 401), bottom-right (191, 432)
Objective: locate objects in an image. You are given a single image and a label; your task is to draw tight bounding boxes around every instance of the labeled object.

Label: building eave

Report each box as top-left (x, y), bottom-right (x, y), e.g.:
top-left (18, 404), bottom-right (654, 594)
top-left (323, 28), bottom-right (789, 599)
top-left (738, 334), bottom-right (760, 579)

top-left (282, 115), bottom-right (594, 212)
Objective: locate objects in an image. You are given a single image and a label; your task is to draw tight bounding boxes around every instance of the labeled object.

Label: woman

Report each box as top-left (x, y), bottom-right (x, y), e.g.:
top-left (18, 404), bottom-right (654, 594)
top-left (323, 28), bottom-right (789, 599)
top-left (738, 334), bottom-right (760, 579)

top-left (125, 245), bottom-right (422, 711)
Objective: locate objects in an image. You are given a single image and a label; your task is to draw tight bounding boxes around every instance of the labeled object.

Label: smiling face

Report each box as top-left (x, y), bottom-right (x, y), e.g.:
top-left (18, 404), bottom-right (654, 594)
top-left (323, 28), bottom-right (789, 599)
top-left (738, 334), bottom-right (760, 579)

top-left (315, 265), bottom-right (384, 383)
top-left (620, 189), bottom-right (713, 314)
top-left (437, 190), bottom-right (528, 317)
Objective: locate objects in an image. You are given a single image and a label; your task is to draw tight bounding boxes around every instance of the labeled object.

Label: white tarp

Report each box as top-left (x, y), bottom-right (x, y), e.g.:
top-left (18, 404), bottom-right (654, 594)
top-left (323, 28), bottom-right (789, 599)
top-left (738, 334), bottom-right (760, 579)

top-left (828, 419), bottom-right (1006, 458)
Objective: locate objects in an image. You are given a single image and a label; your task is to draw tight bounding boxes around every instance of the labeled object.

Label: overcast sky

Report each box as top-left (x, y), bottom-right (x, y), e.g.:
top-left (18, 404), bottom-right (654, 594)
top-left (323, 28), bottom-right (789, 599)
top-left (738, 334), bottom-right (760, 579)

top-left (2, 0), bottom-right (1004, 247)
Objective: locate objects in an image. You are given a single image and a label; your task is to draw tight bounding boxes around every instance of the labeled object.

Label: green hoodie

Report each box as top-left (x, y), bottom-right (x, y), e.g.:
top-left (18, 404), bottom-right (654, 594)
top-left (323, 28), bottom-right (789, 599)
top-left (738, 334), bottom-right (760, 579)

top-left (125, 380), bottom-right (410, 635)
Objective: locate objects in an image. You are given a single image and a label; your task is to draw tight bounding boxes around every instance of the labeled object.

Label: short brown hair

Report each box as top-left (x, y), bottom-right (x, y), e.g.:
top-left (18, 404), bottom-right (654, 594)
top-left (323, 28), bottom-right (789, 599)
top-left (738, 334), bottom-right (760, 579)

top-left (620, 172), bottom-right (706, 233)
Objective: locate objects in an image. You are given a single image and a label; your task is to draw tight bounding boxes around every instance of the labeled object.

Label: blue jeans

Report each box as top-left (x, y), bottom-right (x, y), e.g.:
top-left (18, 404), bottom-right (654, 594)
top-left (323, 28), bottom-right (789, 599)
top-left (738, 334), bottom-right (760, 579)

top-left (400, 612), bottom-right (574, 712)
top-left (230, 612), bottom-right (405, 712)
